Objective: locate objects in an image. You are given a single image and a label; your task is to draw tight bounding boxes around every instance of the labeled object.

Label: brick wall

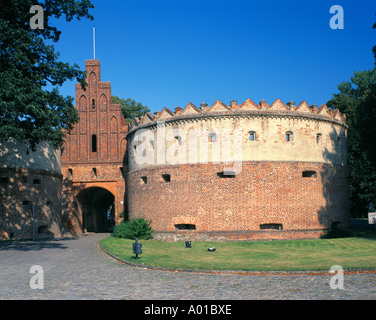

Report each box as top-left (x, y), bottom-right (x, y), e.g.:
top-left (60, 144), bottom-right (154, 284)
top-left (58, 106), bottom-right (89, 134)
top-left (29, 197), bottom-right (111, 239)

top-left (61, 60), bottom-right (128, 234)
top-left (127, 161), bottom-right (349, 241)
top-left (0, 168), bottom-right (63, 240)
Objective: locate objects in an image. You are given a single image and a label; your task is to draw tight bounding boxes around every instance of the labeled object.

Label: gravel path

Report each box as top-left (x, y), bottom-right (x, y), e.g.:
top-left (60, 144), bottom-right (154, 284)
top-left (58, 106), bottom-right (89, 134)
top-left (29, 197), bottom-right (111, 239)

top-left (0, 233), bottom-right (375, 300)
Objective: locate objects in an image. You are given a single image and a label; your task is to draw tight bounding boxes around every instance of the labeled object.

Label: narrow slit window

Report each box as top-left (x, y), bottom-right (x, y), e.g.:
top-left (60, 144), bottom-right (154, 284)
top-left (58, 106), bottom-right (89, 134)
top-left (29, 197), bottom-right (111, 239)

top-left (92, 167), bottom-right (97, 177)
top-left (302, 170), bottom-right (317, 178)
top-left (68, 168), bottom-right (73, 178)
top-left (175, 224), bottom-right (196, 230)
top-left (174, 136), bottom-right (182, 145)
top-left (92, 99), bottom-right (95, 109)
top-left (92, 134), bottom-right (97, 152)
top-left (217, 171), bottom-right (236, 178)
top-left (260, 223), bottom-right (283, 230)
top-left (162, 174), bottom-right (171, 182)
top-left (316, 133), bottom-right (322, 144)
top-left (286, 131), bottom-right (293, 142)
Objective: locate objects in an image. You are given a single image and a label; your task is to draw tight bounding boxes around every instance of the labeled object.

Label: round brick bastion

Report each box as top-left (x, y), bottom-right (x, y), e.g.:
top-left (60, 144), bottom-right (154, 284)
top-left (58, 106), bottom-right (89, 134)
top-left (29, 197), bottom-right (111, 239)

top-left (126, 98), bottom-right (350, 241)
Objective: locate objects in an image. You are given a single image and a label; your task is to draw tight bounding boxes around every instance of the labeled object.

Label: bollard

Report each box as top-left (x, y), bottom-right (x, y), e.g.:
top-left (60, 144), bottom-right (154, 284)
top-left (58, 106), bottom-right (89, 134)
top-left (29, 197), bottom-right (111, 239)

top-left (133, 238), bottom-right (142, 259)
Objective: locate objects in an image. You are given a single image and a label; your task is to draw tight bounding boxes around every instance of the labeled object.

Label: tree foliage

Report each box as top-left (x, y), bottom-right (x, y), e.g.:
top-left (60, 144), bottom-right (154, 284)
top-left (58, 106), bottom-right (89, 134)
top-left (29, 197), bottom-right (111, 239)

top-left (373, 18), bottom-right (376, 65)
top-left (111, 217), bottom-right (153, 240)
top-left (111, 96), bottom-right (150, 124)
top-left (327, 69), bottom-right (376, 217)
top-left (0, 0), bottom-right (94, 149)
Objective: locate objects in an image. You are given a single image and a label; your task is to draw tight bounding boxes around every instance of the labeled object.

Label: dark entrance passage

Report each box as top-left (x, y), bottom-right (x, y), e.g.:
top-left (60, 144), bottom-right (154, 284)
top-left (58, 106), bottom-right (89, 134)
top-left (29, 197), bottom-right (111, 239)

top-left (77, 187), bottom-right (115, 233)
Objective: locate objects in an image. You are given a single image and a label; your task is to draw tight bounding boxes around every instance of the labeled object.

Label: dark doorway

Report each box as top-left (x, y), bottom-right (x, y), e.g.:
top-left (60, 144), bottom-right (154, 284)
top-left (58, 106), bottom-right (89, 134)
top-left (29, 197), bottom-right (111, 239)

top-left (77, 187), bottom-right (115, 233)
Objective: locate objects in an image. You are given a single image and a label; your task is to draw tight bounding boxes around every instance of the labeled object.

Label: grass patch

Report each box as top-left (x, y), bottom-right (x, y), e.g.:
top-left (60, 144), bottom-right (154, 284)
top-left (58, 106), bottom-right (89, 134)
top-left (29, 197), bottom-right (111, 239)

top-left (100, 231), bottom-right (376, 272)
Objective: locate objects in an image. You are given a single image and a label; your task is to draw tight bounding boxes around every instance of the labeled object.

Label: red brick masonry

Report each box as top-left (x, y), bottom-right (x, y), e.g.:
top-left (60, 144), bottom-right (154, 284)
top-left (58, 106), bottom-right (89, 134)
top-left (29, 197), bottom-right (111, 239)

top-left (127, 161), bottom-right (349, 241)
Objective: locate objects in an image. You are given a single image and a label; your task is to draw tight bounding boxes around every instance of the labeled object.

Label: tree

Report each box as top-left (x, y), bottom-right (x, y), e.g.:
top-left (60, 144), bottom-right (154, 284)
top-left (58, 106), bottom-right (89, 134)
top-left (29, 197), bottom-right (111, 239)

top-left (373, 16), bottom-right (376, 64)
top-left (327, 69), bottom-right (376, 217)
top-left (111, 96), bottom-right (150, 124)
top-left (0, 0), bottom-right (94, 150)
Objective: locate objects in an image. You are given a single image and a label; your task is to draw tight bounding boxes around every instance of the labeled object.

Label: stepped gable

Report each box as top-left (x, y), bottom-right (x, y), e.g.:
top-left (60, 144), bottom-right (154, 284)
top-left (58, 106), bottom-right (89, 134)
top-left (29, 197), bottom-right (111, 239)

top-left (205, 99), bottom-right (231, 113)
top-left (295, 101), bottom-right (313, 114)
top-left (180, 102), bottom-right (201, 116)
top-left (236, 98), bottom-right (261, 111)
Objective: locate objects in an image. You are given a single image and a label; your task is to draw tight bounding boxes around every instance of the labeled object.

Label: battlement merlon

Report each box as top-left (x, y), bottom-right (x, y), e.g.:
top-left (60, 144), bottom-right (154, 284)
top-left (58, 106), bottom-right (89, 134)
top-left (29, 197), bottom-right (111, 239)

top-left (128, 98), bottom-right (347, 132)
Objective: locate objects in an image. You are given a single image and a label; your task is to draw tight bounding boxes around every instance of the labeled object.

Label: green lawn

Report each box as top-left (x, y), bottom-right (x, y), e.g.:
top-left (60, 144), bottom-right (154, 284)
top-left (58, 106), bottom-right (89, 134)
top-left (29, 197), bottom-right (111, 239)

top-left (100, 231), bottom-right (376, 272)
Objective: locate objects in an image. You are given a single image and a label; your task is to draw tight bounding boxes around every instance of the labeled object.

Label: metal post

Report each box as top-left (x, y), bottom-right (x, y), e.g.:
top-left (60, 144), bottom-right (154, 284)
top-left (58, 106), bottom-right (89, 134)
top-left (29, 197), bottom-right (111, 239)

top-left (93, 26), bottom-right (96, 59)
top-left (32, 204), bottom-right (36, 241)
top-left (135, 238), bottom-right (139, 259)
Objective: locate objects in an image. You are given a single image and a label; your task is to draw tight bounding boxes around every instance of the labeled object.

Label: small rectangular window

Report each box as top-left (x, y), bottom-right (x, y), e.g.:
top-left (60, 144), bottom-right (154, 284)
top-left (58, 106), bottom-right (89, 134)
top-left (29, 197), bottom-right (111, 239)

top-left (175, 224), bottom-right (196, 230)
top-left (0, 177), bottom-right (9, 184)
top-left (68, 168), bottom-right (73, 177)
top-left (249, 131), bottom-right (256, 141)
top-left (209, 133), bottom-right (217, 142)
top-left (92, 167), bottom-right (97, 177)
top-left (162, 174), bottom-right (171, 182)
top-left (38, 225), bottom-right (49, 234)
top-left (260, 223), bottom-right (283, 230)
top-left (92, 134), bottom-right (97, 152)
top-left (33, 178), bottom-right (41, 185)
top-left (302, 171), bottom-right (317, 178)
top-left (217, 171), bottom-right (236, 178)
top-left (286, 131), bottom-right (293, 142)
top-left (140, 176), bottom-right (147, 184)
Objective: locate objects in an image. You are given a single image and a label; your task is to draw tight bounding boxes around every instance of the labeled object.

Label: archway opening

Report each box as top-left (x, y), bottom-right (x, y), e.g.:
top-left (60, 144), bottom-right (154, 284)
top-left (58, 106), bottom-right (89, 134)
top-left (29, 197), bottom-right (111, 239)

top-left (77, 187), bottom-right (115, 233)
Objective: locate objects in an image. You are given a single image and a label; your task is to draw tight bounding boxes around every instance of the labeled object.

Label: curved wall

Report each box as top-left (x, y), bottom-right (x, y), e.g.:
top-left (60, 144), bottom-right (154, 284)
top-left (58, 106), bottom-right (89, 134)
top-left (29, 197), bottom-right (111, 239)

top-left (0, 141), bottom-right (63, 240)
top-left (126, 100), bottom-right (349, 240)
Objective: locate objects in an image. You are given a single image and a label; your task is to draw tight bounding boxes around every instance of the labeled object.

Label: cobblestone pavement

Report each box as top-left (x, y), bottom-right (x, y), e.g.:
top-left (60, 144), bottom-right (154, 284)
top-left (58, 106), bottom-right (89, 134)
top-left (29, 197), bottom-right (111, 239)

top-left (0, 233), bottom-right (375, 300)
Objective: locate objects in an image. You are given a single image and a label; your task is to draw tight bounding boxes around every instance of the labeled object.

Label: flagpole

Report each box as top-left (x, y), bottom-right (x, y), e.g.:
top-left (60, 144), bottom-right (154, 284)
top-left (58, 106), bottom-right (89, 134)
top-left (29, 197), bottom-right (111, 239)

top-left (93, 26), bottom-right (96, 59)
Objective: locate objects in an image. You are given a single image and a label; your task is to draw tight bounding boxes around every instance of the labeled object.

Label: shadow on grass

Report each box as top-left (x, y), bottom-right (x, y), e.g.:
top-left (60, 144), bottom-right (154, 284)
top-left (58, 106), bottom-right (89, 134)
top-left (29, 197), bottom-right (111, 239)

top-left (349, 228), bottom-right (376, 240)
top-left (322, 226), bottom-right (376, 240)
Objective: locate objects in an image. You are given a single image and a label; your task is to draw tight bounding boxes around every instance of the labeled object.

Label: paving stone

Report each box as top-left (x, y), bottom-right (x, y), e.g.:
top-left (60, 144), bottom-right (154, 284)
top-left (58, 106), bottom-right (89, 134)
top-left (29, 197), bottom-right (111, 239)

top-left (0, 234), bottom-right (375, 300)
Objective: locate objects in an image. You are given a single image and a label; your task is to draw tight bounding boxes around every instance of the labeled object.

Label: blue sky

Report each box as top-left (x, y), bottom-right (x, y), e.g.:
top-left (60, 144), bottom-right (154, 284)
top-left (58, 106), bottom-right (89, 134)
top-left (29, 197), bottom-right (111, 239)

top-left (52, 0), bottom-right (376, 114)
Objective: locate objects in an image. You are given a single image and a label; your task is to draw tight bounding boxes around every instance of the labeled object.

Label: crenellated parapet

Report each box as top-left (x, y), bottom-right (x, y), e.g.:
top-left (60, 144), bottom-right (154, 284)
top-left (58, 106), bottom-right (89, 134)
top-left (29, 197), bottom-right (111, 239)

top-left (128, 98), bottom-right (347, 132)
